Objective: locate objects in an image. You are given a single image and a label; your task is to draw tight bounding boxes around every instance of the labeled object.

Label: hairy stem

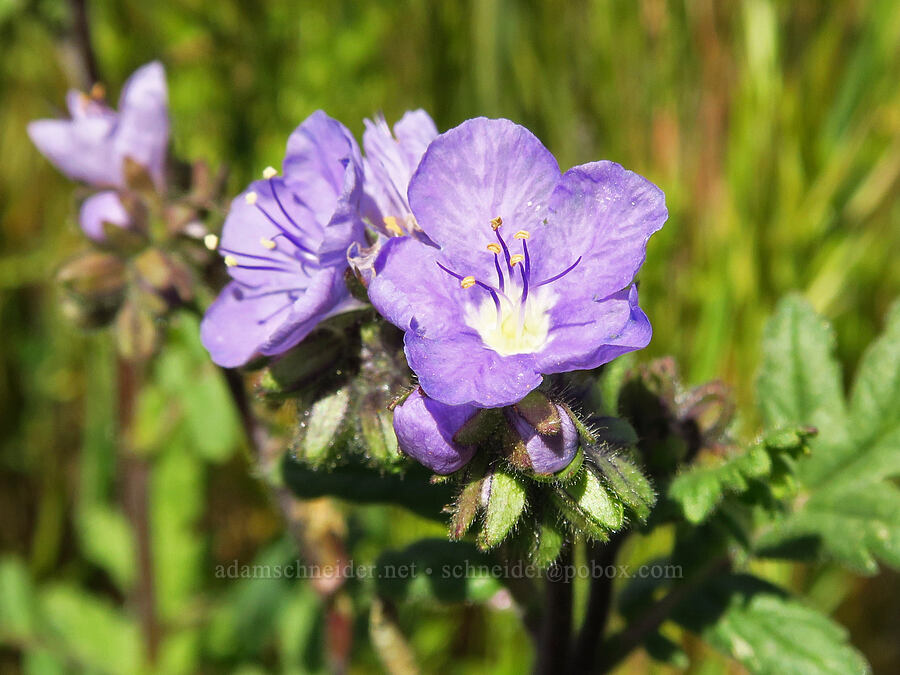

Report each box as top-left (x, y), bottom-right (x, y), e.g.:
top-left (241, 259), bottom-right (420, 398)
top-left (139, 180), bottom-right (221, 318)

top-left (569, 534), bottom-right (626, 671)
top-left (535, 546), bottom-right (573, 674)
top-left (117, 357), bottom-right (159, 664)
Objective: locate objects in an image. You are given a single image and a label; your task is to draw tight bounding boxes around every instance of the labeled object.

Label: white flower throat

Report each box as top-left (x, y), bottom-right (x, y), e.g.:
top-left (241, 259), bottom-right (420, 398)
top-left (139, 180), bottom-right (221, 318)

top-left (437, 217), bottom-right (581, 356)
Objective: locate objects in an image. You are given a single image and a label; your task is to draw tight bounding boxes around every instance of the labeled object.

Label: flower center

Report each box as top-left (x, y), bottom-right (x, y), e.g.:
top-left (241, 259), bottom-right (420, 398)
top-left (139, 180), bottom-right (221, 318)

top-left (437, 217), bottom-right (581, 357)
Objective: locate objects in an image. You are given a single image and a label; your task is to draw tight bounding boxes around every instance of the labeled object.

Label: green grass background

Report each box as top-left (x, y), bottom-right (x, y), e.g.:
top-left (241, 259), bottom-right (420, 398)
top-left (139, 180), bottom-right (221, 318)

top-left (1, 0), bottom-right (898, 672)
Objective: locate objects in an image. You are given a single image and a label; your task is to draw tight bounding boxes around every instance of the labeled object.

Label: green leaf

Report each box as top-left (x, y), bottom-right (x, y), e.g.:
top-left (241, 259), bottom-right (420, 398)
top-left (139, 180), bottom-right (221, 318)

top-left (38, 584), bottom-right (142, 674)
top-left (673, 574), bottom-right (869, 675)
top-left (756, 297), bottom-right (900, 573)
top-left (375, 539), bottom-right (503, 605)
top-left (281, 453), bottom-right (453, 521)
top-left (76, 505), bottom-right (136, 591)
top-left (668, 428), bottom-right (812, 524)
top-left (0, 556), bottom-right (36, 639)
top-left (756, 295), bottom-right (850, 481)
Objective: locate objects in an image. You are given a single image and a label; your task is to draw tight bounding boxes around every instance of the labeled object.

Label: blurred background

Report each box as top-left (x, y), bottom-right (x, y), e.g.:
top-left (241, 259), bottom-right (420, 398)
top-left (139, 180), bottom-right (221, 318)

top-left (1, 0), bottom-right (898, 672)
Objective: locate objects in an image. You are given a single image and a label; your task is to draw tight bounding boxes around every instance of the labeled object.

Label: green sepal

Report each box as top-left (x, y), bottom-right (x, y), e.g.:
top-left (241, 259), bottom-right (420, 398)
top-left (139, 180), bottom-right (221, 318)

top-left (478, 468), bottom-right (528, 551)
top-left (591, 449), bottom-right (656, 522)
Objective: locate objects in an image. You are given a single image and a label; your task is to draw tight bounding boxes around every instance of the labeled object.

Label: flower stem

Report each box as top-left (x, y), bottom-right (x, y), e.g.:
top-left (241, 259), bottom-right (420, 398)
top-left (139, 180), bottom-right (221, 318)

top-left (535, 545), bottom-right (573, 674)
top-left (117, 356), bottom-right (160, 665)
top-left (569, 534), bottom-right (626, 671)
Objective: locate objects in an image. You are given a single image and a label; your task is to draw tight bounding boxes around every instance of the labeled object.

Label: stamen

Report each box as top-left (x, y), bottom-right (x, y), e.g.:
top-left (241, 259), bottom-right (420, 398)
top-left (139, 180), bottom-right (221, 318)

top-left (493, 224), bottom-right (513, 270)
top-left (383, 216), bottom-right (404, 236)
top-left (203, 234), bottom-right (219, 250)
top-left (262, 166), bottom-right (278, 179)
top-left (510, 254), bottom-right (525, 267)
top-left (536, 256), bottom-right (582, 287)
top-left (460, 276), bottom-right (476, 289)
top-left (513, 230), bottom-right (530, 240)
top-left (260, 238), bottom-right (276, 250)
top-left (436, 261), bottom-right (466, 281)
top-left (257, 300), bottom-right (293, 325)
top-left (90, 83), bottom-right (106, 100)
top-left (245, 191), bottom-right (258, 205)
top-left (490, 246), bottom-right (506, 292)
top-left (224, 255), bottom-right (238, 267)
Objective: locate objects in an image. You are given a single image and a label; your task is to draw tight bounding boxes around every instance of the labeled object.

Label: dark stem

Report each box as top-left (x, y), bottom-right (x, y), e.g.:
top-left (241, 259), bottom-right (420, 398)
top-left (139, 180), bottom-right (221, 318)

top-left (535, 546), bottom-right (573, 675)
top-left (219, 365), bottom-right (354, 670)
top-left (67, 0), bottom-right (101, 85)
top-left (569, 534), bottom-right (626, 671)
top-left (597, 555), bottom-right (731, 672)
top-left (117, 357), bottom-right (160, 664)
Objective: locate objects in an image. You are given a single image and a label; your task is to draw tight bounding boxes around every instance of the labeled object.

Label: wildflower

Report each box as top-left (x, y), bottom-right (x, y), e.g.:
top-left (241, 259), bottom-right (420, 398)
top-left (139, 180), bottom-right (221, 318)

top-left (200, 111), bottom-right (366, 367)
top-left (361, 110), bottom-right (438, 238)
top-left (392, 388), bottom-right (478, 474)
top-left (28, 61), bottom-right (169, 240)
top-left (369, 118), bottom-right (667, 407)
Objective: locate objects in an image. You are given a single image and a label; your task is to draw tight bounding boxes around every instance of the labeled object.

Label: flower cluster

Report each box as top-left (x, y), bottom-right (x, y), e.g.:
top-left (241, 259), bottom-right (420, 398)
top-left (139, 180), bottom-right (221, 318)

top-left (29, 62), bottom-right (169, 241)
top-left (30, 62), bottom-right (667, 476)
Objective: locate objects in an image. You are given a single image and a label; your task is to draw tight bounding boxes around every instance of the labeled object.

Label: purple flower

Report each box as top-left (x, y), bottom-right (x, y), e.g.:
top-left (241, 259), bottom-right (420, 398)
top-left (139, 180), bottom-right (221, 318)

top-left (361, 110), bottom-right (438, 238)
top-left (200, 111), bottom-right (366, 368)
top-left (369, 118), bottom-right (667, 408)
top-left (28, 62), bottom-right (169, 241)
top-left (28, 61), bottom-right (169, 190)
top-left (508, 405), bottom-right (579, 474)
top-left (392, 388), bottom-right (478, 474)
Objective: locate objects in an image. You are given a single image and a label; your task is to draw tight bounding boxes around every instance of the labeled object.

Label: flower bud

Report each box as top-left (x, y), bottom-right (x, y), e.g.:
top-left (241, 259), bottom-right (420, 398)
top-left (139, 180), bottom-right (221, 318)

top-left (392, 388), bottom-right (477, 474)
top-left (507, 394), bottom-right (579, 474)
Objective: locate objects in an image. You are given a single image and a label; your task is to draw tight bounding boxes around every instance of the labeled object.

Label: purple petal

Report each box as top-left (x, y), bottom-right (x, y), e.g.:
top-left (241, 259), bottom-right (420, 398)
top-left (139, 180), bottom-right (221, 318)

top-left (369, 236), bottom-right (465, 338)
top-left (392, 388), bottom-right (478, 474)
top-left (28, 117), bottom-right (119, 187)
top-left (114, 61), bottom-right (169, 188)
top-left (405, 332), bottom-right (542, 407)
top-left (407, 117), bottom-right (560, 279)
top-left (78, 190), bottom-right (130, 242)
top-left (393, 109), bottom-right (439, 166)
top-left (537, 161), bottom-right (667, 299)
top-left (537, 285), bottom-right (651, 374)
top-left (509, 404), bottom-right (579, 473)
top-left (362, 109), bottom-right (438, 231)
top-left (259, 266), bottom-right (355, 356)
top-left (282, 111), bottom-right (365, 256)
top-left (200, 281), bottom-right (298, 368)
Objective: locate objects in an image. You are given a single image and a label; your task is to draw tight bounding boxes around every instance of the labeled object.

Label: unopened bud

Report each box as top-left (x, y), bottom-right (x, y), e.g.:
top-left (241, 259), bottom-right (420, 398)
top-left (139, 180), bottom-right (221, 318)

top-left (392, 388), bottom-right (478, 474)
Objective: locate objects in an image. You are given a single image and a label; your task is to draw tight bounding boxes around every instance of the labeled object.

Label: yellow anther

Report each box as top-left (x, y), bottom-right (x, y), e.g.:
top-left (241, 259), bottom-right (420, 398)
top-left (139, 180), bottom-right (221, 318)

top-left (260, 238), bottom-right (276, 250)
top-left (510, 254), bottom-right (525, 266)
top-left (245, 191), bottom-right (258, 205)
top-left (486, 243), bottom-right (502, 255)
top-left (513, 230), bottom-right (531, 240)
top-left (203, 233), bottom-right (219, 250)
top-left (490, 216), bottom-right (503, 230)
top-left (383, 216), bottom-right (404, 236)
top-left (262, 166), bottom-right (278, 179)
top-left (460, 276), bottom-right (476, 289)
top-left (90, 83), bottom-right (106, 100)
top-left (224, 255), bottom-right (238, 267)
